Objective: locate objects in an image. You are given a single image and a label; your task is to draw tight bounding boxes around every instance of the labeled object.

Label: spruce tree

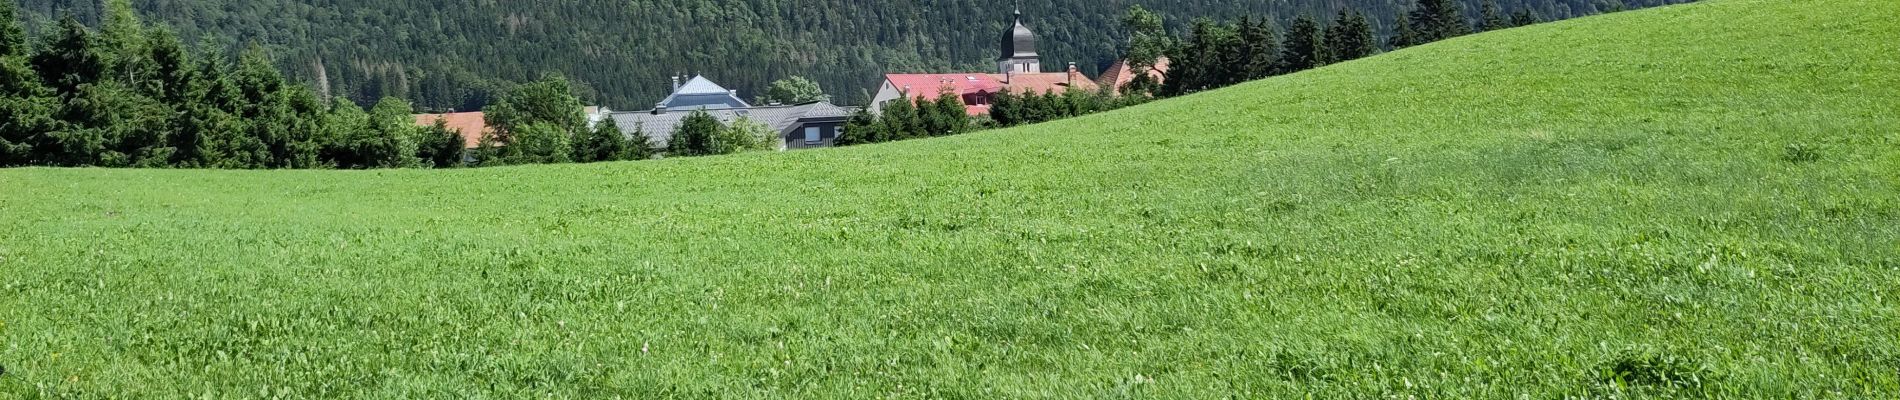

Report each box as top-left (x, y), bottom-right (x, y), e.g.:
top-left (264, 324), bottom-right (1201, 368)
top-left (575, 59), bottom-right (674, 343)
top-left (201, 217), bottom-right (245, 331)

top-left (989, 89), bottom-right (1021, 127)
top-left (622, 123), bottom-right (656, 159)
top-left (573, 115), bottom-right (628, 162)
top-left (1277, 15), bottom-right (1325, 75)
top-left (1161, 19), bottom-right (1217, 97)
top-left (879, 96), bottom-right (921, 140)
top-left (837, 108), bottom-right (879, 146)
top-left (1235, 16), bottom-right (1279, 80)
top-left (1391, 14), bottom-right (1420, 49)
top-left (1510, 10), bottom-right (1540, 27)
top-left (1480, 0), bottom-right (1509, 32)
top-left (32, 15), bottom-right (106, 96)
top-left (1408, 0), bottom-right (1470, 44)
top-left (1323, 10), bottom-right (1377, 64)
top-left (669, 111), bottom-right (724, 157)
top-left (417, 119), bottom-right (466, 168)
top-left (0, 1), bottom-right (54, 166)
top-left (924, 90), bottom-right (968, 136)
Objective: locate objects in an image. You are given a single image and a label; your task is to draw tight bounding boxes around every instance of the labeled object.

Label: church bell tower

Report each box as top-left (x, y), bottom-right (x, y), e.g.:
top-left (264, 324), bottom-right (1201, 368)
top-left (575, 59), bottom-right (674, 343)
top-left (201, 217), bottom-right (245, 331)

top-left (997, 8), bottom-right (1041, 74)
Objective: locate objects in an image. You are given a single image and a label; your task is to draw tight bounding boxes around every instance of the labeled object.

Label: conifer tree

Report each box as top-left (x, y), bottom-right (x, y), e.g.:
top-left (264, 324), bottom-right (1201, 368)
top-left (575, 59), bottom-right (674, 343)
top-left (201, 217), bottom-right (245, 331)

top-left (1408, 0), bottom-right (1470, 44)
top-left (1277, 15), bottom-right (1325, 75)
top-left (1323, 10), bottom-right (1377, 64)
top-left (989, 89), bottom-right (1021, 127)
top-left (573, 114), bottom-right (627, 162)
top-left (0, 1), bottom-right (54, 166)
top-left (417, 119), bottom-right (466, 168)
top-left (1510, 10), bottom-right (1541, 27)
top-left (32, 15), bottom-right (106, 96)
top-left (879, 95), bottom-right (921, 140)
top-left (923, 90), bottom-right (968, 136)
top-left (1391, 14), bottom-right (1420, 49)
top-left (669, 111), bottom-right (724, 157)
top-left (1479, 0), bottom-right (1509, 31)
top-left (837, 108), bottom-right (879, 146)
top-left (622, 123), bottom-right (656, 159)
top-left (1235, 16), bottom-right (1279, 80)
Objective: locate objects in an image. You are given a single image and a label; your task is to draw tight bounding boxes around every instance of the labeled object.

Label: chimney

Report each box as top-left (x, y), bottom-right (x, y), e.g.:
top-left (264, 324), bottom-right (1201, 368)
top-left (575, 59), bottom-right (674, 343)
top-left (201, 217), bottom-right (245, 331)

top-left (1068, 62), bottom-right (1079, 86)
top-left (670, 75), bottom-right (681, 93)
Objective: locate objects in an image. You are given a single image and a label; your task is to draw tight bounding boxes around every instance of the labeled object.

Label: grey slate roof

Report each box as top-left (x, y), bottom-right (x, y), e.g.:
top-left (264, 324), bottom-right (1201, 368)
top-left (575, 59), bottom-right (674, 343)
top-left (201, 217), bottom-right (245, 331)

top-left (658, 75), bottom-right (751, 110)
top-left (611, 101), bottom-right (854, 148)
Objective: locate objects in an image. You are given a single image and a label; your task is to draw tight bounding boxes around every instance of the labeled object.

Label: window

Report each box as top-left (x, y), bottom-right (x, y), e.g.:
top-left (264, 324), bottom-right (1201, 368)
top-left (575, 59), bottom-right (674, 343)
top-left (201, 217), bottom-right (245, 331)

top-left (804, 127), bottom-right (821, 144)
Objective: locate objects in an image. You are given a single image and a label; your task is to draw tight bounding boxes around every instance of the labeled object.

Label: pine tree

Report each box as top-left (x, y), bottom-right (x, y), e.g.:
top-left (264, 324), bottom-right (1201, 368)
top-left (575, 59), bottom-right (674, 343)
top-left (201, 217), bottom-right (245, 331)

top-left (1277, 15), bottom-right (1325, 75)
top-left (1160, 19), bottom-right (1216, 97)
top-left (922, 90), bottom-right (968, 137)
top-left (573, 114), bottom-right (627, 162)
top-left (1323, 10), bottom-right (1377, 64)
top-left (1479, 0), bottom-right (1509, 32)
top-left (170, 43), bottom-right (250, 168)
top-left (99, 0), bottom-right (153, 90)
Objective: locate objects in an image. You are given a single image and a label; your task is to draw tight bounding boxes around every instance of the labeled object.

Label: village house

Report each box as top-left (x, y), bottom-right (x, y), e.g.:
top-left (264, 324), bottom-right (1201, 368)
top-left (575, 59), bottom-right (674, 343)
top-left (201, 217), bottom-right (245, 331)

top-left (871, 9), bottom-right (1101, 116)
top-left (413, 106), bottom-right (613, 149)
top-left (613, 75), bottom-right (853, 151)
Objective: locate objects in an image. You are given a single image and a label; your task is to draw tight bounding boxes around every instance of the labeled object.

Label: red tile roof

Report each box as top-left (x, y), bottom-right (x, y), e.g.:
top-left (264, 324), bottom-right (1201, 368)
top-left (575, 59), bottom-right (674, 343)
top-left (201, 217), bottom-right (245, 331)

top-left (884, 70), bottom-right (1101, 116)
top-left (1097, 57), bottom-right (1171, 95)
top-left (413, 112), bottom-right (490, 149)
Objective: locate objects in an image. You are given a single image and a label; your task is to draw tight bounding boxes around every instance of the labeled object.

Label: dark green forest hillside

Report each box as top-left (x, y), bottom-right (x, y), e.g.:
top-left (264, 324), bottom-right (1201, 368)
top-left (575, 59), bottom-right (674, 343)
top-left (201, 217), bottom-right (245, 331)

top-left (16, 0), bottom-right (1688, 110)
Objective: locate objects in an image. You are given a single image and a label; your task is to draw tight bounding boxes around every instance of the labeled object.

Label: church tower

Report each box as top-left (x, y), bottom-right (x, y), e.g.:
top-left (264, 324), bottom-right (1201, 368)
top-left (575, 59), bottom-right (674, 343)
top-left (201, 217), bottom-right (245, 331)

top-left (997, 9), bottom-right (1041, 74)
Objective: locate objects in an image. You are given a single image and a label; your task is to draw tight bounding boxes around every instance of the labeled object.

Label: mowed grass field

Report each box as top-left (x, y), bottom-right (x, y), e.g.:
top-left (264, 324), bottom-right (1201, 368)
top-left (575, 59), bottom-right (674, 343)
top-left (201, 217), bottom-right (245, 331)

top-left (3, 0), bottom-right (1898, 397)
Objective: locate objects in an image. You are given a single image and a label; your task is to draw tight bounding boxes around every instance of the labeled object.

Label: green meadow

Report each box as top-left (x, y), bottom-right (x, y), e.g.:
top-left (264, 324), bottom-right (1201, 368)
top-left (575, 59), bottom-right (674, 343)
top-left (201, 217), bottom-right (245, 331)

top-left (2, 0), bottom-right (1897, 397)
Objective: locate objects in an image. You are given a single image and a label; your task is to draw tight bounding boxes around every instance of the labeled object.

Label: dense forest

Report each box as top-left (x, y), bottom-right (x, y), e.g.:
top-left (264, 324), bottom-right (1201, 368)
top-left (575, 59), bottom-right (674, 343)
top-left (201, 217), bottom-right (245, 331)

top-left (12, 0), bottom-right (1693, 111)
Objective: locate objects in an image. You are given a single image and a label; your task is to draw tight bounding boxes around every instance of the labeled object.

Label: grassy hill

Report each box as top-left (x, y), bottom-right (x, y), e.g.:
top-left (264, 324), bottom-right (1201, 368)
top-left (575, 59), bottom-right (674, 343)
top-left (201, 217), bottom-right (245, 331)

top-left (2, 0), bottom-right (1897, 397)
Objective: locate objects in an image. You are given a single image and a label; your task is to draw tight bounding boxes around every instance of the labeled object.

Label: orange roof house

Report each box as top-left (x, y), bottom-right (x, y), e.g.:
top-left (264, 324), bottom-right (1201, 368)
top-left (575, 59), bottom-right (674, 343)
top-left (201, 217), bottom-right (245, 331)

top-left (412, 112), bottom-right (490, 149)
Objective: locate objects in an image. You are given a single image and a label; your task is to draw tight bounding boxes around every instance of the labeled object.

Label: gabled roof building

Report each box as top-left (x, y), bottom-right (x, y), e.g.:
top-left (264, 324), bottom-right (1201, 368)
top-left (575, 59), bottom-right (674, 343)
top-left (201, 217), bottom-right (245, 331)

top-left (871, 8), bottom-right (1103, 116)
top-left (658, 75), bottom-right (751, 111)
top-left (613, 100), bottom-right (854, 151)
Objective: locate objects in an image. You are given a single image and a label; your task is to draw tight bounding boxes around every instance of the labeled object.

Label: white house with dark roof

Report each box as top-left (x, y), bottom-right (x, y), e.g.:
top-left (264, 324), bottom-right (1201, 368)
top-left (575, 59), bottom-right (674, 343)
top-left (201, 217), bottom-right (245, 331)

top-left (611, 100), bottom-right (854, 152)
